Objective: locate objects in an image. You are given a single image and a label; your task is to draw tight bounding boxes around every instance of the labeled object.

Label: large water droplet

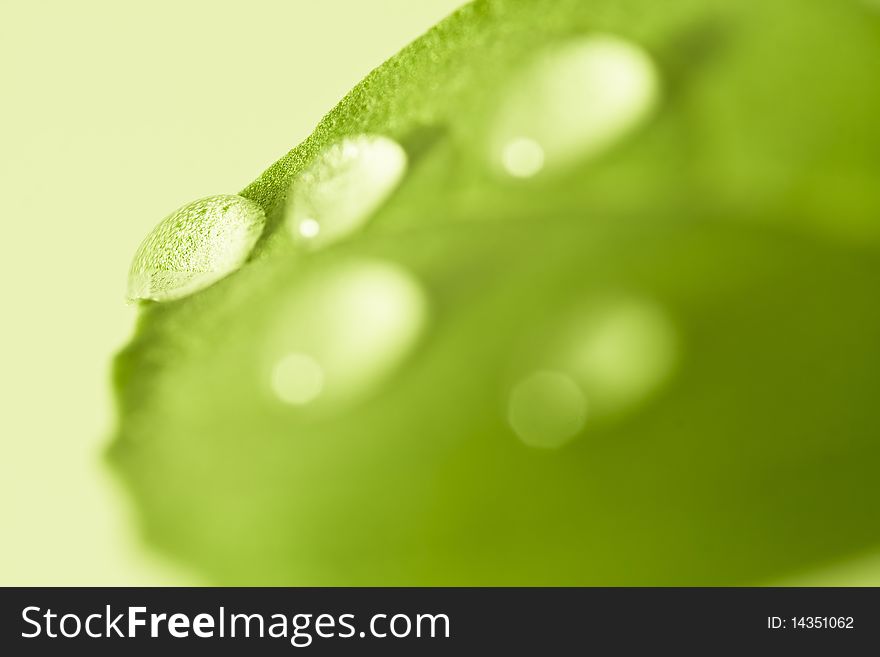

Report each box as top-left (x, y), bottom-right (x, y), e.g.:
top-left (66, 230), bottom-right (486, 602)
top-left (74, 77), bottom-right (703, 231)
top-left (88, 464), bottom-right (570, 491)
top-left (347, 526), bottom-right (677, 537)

top-left (492, 35), bottom-right (660, 176)
top-left (128, 195), bottom-right (265, 302)
top-left (508, 371), bottom-right (588, 448)
top-left (267, 259), bottom-right (427, 409)
top-left (286, 135), bottom-right (407, 250)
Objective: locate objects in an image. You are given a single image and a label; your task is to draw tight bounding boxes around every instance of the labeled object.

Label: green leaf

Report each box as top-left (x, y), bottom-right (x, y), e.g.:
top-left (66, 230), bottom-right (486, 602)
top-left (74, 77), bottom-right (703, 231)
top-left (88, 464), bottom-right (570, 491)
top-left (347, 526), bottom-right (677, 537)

top-left (110, 0), bottom-right (880, 585)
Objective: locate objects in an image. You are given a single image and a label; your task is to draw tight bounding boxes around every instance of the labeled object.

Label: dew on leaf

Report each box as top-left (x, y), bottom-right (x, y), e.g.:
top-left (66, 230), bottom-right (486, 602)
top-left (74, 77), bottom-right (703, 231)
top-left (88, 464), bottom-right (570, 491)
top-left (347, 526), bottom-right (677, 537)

top-left (501, 137), bottom-right (546, 178)
top-left (285, 135), bottom-right (407, 250)
top-left (267, 259), bottom-right (427, 409)
top-left (567, 298), bottom-right (677, 415)
top-left (271, 353), bottom-right (325, 406)
top-left (297, 217), bottom-right (321, 239)
top-left (508, 371), bottom-right (588, 448)
top-left (547, 297), bottom-right (677, 418)
top-left (507, 297), bottom-right (676, 445)
top-left (127, 194), bottom-right (266, 302)
top-left (491, 34), bottom-right (660, 176)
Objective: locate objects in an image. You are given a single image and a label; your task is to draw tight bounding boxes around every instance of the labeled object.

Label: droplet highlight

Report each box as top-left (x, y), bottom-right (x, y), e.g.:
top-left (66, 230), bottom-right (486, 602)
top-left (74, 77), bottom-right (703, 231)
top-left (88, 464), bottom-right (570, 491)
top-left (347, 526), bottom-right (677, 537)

top-left (501, 137), bottom-right (546, 178)
top-left (297, 217), bottom-right (321, 239)
top-left (127, 195), bottom-right (265, 302)
top-left (271, 353), bottom-right (325, 405)
top-left (286, 135), bottom-right (407, 250)
top-left (491, 35), bottom-right (660, 176)
top-left (268, 259), bottom-right (427, 409)
top-left (508, 371), bottom-right (588, 449)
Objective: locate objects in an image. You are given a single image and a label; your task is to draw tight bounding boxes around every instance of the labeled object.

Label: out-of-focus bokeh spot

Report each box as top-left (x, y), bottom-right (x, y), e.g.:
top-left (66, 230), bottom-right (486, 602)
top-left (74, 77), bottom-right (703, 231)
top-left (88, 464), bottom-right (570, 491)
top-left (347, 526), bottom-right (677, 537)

top-left (272, 353), bottom-right (326, 406)
top-left (265, 259), bottom-right (428, 413)
top-left (560, 298), bottom-right (677, 418)
top-left (508, 371), bottom-right (588, 449)
top-left (490, 35), bottom-right (659, 176)
top-left (501, 137), bottom-right (546, 178)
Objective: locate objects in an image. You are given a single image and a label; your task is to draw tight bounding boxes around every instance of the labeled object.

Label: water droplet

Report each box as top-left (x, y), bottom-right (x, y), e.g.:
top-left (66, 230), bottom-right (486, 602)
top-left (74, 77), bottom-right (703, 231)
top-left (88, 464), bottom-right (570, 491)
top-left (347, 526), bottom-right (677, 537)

top-left (268, 259), bottom-right (427, 409)
top-left (491, 35), bottom-right (660, 176)
top-left (297, 217), bottom-right (321, 239)
top-left (536, 297), bottom-right (676, 421)
top-left (508, 371), bottom-right (588, 448)
top-left (128, 195), bottom-right (265, 302)
top-left (286, 135), bottom-right (407, 250)
top-left (271, 353), bottom-right (325, 405)
top-left (507, 299), bottom-right (675, 446)
top-left (569, 299), bottom-right (676, 414)
top-left (501, 137), bottom-right (546, 178)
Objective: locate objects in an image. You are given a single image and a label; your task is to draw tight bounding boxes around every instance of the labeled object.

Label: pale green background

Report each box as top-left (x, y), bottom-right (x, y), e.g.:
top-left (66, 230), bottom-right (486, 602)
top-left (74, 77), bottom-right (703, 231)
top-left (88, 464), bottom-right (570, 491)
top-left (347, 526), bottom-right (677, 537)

top-left (0, 0), bottom-right (463, 585)
top-left (1, 0), bottom-right (878, 586)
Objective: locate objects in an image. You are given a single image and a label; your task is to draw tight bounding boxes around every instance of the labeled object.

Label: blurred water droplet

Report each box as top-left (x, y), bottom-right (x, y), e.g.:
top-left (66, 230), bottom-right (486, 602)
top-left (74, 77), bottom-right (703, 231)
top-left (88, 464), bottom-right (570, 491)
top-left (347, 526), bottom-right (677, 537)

top-left (268, 259), bottom-right (427, 409)
top-left (538, 297), bottom-right (676, 421)
top-left (272, 353), bottom-right (325, 405)
top-left (128, 195), bottom-right (265, 302)
top-left (501, 137), bottom-right (546, 178)
top-left (286, 135), bottom-right (407, 250)
top-left (508, 371), bottom-right (588, 448)
top-left (568, 299), bottom-right (676, 414)
top-left (297, 217), bottom-right (321, 239)
top-left (509, 298), bottom-right (676, 443)
top-left (491, 35), bottom-right (660, 176)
